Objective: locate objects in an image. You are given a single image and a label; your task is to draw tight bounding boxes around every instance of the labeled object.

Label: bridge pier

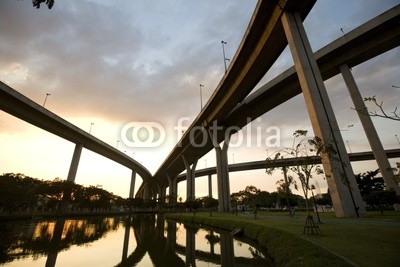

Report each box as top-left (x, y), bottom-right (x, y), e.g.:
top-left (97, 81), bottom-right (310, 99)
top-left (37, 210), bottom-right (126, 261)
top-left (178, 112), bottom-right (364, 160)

top-left (158, 184), bottom-right (166, 203)
top-left (220, 232), bottom-right (235, 266)
top-left (167, 174), bottom-right (177, 204)
top-left (143, 183), bottom-right (150, 200)
top-left (182, 155), bottom-right (198, 202)
top-left (165, 220), bottom-right (176, 255)
top-left (211, 135), bottom-right (231, 212)
top-left (185, 226), bottom-right (196, 266)
top-left (129, 171), bottom-right (136, 198)
top-left (122, 216), bottom-right (131, 260)
top-left (340, 64), bottom-right (400, 209)
top-left (282, 11), bottom-right (366, 217)
top-left (208, 174), bottom-right (213, 198)
top-left (67, 143), bottom-right (83, 182)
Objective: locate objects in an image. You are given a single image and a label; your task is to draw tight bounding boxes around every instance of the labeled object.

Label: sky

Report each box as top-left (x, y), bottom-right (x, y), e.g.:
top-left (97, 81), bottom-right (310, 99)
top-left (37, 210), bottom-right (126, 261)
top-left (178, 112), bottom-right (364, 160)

top-left (0, 0), bottom-right (399, 200)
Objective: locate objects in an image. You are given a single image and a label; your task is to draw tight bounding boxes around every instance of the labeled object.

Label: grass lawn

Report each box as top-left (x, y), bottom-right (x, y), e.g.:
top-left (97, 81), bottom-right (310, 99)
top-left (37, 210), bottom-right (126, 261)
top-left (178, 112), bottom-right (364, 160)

top-left (166, 210), bottom-right (400, 266)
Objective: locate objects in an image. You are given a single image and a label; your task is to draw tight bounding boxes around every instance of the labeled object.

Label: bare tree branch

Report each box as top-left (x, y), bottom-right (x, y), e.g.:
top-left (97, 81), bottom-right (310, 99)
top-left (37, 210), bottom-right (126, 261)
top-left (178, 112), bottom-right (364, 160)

top-left (352, 96), bottom-right (400, 121)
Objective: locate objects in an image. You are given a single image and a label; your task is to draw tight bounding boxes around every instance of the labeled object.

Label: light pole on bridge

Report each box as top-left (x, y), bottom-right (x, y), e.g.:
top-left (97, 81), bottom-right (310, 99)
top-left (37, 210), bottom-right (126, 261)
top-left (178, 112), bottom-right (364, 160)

top-left (199, 84), bottom-right (204, 110)
top-left (43, 93), bottom-right (51, 107)
top-left (221, 41), bottom-right (230, 72)
top-left (89, 122), bottom-right (94, 134)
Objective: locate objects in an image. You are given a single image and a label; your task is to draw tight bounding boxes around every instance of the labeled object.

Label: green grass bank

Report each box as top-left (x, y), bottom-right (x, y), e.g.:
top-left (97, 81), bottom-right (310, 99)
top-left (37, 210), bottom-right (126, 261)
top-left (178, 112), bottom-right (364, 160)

top-left (165, 211), bottom-right (400, 267)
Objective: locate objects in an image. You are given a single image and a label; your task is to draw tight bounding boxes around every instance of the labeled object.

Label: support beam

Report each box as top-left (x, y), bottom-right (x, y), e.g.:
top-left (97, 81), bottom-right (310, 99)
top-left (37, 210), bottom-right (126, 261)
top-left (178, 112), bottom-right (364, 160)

top-left (158, 184), bottom-right (166, 203)
top-left (211, 133), bottom-right (231, 212)
top-left (220, 232), bottom-right (235, 266)
top-left (143, 183), bottom-right (149, 200)
top-left (182, 155), bottom-right (198, 202)
top-left (208, 174), bottom-right (213, 198)
top-left (129, 171), bottom-right (136, 198)
top-left (282, 11), bottom-right (366, 217)
top-left (168, 174), bottom-right (177, 204)
top-left (121, 216), bottom-right (131, 260)
top-left (67, 143), bottom-right (83, 182)
top-left (185, 227), bottom-right (196, 267)
top-left (340, 64), bottom-right (400, 201)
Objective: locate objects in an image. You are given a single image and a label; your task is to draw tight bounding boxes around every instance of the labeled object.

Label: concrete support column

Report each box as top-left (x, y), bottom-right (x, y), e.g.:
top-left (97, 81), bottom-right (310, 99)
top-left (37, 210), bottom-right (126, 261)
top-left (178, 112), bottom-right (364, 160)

top-left (211, 135), bottom-right (231, 212)
top-left (143, 183), bottom-right (149, 200)
top-left (182, 155), bottom-right (198, 202)
top-left (340, 64), bottom-right (400, 202)
top-left (281, 11), bottom-right (366, 217)
top-left (158, 184), bottom-right (166, 203)
top-left (208, 174), bottom-right (213, 198)
top-left (122, 216), bottom-right (131, 261)
top-left (220, 232), bottom-right (235, 266)
top-left (167, 174), bottom-right (177, 204)
top-left (129, 171), bottom-right (136, 198)
top-left (165, 220), bottom-right (176, 254)
top-left (67, 143), bottom-right (83, 182)
top-left (185, 226), bottom-right (196, 267)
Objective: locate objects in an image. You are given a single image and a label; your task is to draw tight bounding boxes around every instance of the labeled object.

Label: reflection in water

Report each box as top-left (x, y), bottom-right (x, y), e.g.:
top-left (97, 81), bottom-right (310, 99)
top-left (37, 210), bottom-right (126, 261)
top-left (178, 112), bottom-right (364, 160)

top-left (0, 214), bottom-right (273, 266)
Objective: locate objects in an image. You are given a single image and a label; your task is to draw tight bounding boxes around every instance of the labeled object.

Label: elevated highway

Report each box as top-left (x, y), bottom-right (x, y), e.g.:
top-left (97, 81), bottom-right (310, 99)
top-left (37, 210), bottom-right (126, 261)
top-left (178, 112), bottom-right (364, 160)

top-left (148, 4), bottom-right (400, 193)
top-left (0, 81), bottom-right (152, 182)
top-left (150, 0), bottom-right (318, 190)
top-left (175, 149), bottom-right (400, 181)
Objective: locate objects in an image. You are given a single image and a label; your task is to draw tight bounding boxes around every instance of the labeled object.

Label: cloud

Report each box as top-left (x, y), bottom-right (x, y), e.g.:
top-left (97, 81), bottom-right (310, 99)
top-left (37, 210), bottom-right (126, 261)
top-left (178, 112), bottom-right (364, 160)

top-left (1, 0), bottom-right (399, 197)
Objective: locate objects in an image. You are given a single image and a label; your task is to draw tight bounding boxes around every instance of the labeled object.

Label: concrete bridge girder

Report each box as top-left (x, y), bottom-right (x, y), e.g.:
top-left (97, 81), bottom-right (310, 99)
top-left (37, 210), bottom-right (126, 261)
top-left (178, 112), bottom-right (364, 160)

top-left (282, 11), bottom-right (365, 217)
top-left (340, 64), bottom-right (400, 198)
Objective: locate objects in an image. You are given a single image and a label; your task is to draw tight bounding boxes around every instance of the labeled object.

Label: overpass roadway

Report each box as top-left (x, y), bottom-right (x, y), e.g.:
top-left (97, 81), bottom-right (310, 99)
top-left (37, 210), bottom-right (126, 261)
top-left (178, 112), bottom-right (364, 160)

top-left (175, 149), bottom-right (400, 182)
top-left (146, 0), bottom-right (317, 193)
top-left (0, 81), bottom-right (152, 182)
top-left (145, 4), bottom-right (400, 194)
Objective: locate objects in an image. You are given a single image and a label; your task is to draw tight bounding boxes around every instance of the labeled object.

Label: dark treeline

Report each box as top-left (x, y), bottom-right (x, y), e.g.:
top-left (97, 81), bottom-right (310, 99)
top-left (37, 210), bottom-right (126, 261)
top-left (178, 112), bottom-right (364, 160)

top-left (1, 170), bottom-right (398, 215)
top-left (0, 173), bottom-right (127, 213)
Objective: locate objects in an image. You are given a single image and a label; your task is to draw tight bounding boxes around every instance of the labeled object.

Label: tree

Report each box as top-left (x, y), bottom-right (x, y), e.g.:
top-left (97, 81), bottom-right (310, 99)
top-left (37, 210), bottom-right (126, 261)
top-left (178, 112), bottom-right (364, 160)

top-left (315, 192), bottom-right (332, 208)
top-left (230, 185), bottom-right (260, 210)
top-left (202, 197), bottom-right (219, 216)
top-left (362, 96), bottom-right (400, 121)
top-left (0, 173), bottom-right (124, 213)
top-left (32, 0), bottom-right (55, 9)
top-left (184, 199), bottom-right (201, 215)
top-left (364, 190), bottom-right (399, 214)
top-left (355, 169), bottom-right (400, 212)
top-left (355, 169), bottom-right (384, 197)
top-left (393, 162), bottom-right (400, 184)
top-left (266, 130), bottom-right (326, 215)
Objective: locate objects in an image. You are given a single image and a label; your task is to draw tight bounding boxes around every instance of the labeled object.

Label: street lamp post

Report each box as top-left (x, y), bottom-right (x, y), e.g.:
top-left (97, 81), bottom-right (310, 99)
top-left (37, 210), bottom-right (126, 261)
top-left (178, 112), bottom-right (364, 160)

top-left (199, 84), bottom-right (204, 110)
top-left (221, 41), bottom-right (230, 72)
top-left (346, 140), bottom-right (352, 153)
top-left (43, 93), bottom-right (51, 107)
top-left (116, 140), bottom-right (120, 149)
top-left (89, 122), bottom-right (94, 134)
top-left (395, 134), bottom-right (400, 145)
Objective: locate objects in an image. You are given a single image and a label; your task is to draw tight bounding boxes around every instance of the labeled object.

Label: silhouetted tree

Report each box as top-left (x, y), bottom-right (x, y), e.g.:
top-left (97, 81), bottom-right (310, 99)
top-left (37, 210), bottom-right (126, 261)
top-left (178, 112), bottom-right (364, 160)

top-left (362, 96), bottom-right (400, 121)
top-left (202, 197), bottom-right (218, 216)
top-left (355, 169), bottom-right (384, 197)
top-left (32, 0), bottom-right (54, 9)
top-left (364, 190), bottom-right (399, 214)
top-left (266, 130), bottom-right (328, 215)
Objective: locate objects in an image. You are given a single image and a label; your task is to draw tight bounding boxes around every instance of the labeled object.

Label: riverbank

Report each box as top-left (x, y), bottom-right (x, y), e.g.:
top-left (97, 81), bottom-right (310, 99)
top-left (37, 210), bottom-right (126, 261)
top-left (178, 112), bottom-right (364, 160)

top-left (0, 210), bottom-right (158, 221)
top-left (166, 211), bottom-right (400, 267)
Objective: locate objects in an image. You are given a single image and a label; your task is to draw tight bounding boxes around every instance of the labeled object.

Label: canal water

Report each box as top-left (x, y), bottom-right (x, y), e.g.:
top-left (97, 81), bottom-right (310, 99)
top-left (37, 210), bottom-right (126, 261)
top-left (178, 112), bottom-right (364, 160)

top-left (0, 214), bottom-right (274, 266)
